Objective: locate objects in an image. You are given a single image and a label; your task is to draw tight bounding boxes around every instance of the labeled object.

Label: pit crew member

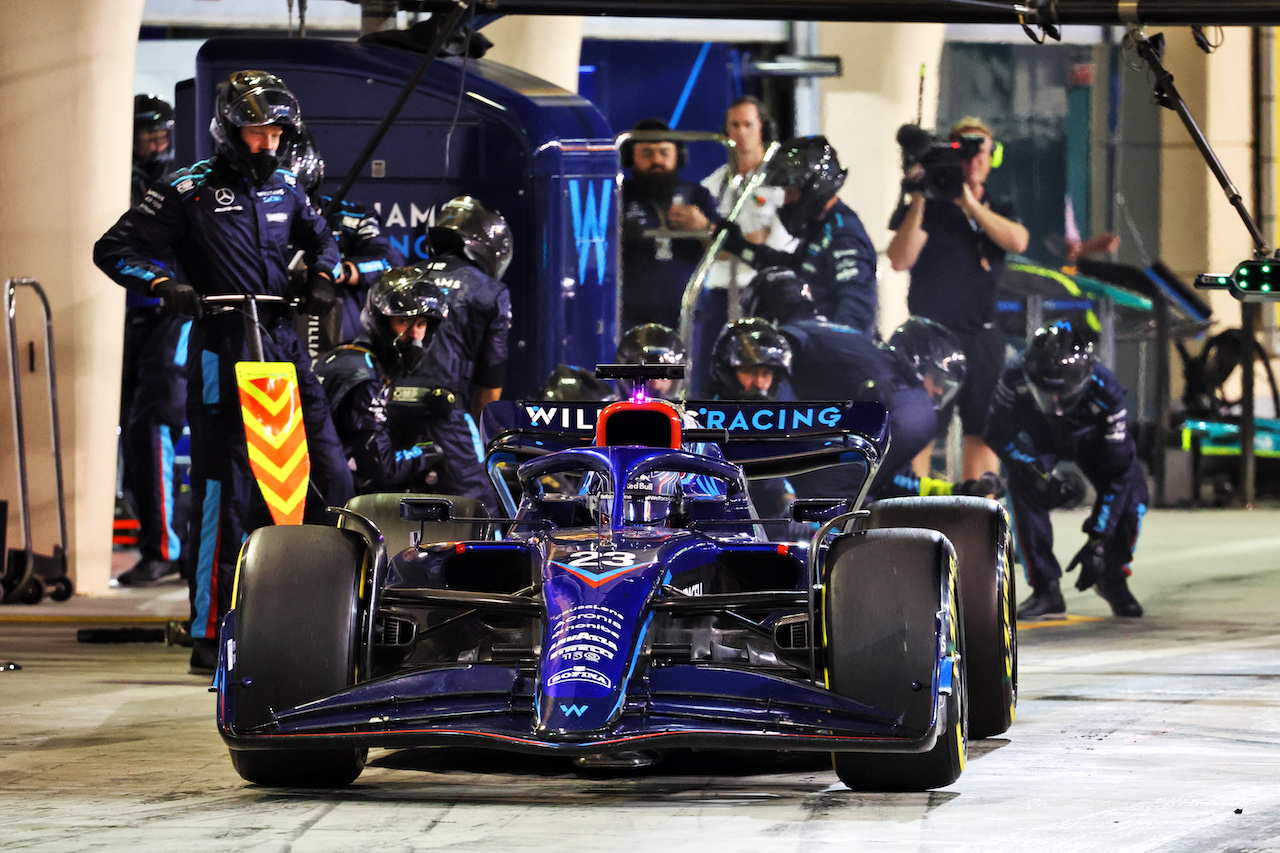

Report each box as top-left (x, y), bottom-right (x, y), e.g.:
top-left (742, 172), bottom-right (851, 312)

top-left (985, 321), bottom-right (1146, 620)
top-left (94, 70), bottom-right (354, 672)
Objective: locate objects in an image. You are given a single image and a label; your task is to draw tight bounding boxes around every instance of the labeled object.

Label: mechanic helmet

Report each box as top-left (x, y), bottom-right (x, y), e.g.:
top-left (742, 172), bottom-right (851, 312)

top-left (887, 317), bottom-right (967, 411)
top-left (710, 318), bottom-right (793, 401)
top-left (283, 122), bottom-right (324, 203)
top-left (362, 266), bottom-right (450, 374)
top-left (743, 266), bottom-right (817, 325)
top-left (210, 70), bottom-right (302, 186)
top-left (536, 365), bottom-right (619, 403)
top-left (1022, 321), bottom-right (1096, 416)
top-left (614, 323), bottom-right (687, 400)
top-left (765, 136), bottom-right (847, 236)
top-left (133, 94), bottom-right (175, 169)
top-left (427, 196), bottom-right (513, 280)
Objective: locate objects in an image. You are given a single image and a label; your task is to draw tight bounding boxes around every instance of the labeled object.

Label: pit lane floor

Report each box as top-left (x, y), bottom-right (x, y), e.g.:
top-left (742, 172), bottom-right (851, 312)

top-left (3, 507), bottom-right (1280, 852)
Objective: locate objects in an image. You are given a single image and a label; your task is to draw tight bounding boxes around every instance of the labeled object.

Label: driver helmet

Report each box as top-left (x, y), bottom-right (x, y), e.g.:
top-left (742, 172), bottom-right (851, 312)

top-left (710, 318), bottom-right (792, 401)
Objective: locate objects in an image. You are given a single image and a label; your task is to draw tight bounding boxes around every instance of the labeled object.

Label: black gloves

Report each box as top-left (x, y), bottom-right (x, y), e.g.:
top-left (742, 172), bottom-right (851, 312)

top-left (152, 280), bottom-right (202, 319)
top-left (1065, 537), bottom-right (1108, 592)
top-left (716, 220), bottom-right (751, 257)
top-left (303, 273), bottom-right (337, 317)
top-left (955, 471), bottom-right (1006, 499)
top-left (1037, 470), bottom-right (1086, 510)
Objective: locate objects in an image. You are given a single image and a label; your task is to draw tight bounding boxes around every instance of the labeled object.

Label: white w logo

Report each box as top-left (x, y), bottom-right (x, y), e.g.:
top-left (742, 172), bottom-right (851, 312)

top-left (569, 179), bottom-right (610, 287)
top-left (559, 703), bottom-right (589, 717)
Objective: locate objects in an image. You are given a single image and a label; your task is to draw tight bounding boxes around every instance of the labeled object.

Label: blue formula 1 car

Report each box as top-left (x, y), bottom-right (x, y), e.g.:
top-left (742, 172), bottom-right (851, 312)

top-left (215, 385), bottom-right (1016, 792)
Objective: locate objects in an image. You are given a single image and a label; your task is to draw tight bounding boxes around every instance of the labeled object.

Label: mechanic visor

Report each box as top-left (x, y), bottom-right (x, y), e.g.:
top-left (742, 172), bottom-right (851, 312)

top-left (225, 86), bottom-right (300, 127)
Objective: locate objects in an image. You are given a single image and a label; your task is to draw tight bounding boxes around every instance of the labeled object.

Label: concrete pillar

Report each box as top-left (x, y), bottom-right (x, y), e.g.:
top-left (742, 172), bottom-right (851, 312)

top-left (817, 22), bottom-right (947, 337)
top-left (481, 16), bottom-right (584, 95)
top-left (0, 2), bottom-right (143, 596)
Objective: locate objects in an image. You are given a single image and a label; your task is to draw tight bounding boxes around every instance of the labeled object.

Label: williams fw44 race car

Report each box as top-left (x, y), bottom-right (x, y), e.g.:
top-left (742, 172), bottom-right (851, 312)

top-left (215, 370), bottom-right (1016, 792)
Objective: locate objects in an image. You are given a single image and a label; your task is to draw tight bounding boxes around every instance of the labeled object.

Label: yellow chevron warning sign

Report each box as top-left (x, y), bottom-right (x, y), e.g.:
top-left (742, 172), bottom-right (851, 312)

top-left (235, 362), bottom-right (310, 526)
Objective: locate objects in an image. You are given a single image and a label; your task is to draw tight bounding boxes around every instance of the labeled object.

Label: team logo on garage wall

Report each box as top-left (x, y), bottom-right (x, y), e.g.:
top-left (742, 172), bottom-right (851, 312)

top-left (569, 179), bottom-right (611, 287)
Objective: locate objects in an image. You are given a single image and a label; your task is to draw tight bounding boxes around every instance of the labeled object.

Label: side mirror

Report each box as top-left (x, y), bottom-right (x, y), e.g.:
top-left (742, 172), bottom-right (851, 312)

top-left (790, 497), bottom-right (850, 523)
top-left (400, 497), bottom-right (455, 522)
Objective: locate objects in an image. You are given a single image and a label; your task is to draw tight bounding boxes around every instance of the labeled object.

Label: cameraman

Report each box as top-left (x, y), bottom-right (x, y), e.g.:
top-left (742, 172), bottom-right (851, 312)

top-left (885, 117), bottom-right (1028, 481)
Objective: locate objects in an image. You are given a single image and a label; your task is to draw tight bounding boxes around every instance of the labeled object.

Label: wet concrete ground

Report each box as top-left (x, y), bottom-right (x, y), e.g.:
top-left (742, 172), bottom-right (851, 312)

top-left (2, 507), bottom-right (1279, 851)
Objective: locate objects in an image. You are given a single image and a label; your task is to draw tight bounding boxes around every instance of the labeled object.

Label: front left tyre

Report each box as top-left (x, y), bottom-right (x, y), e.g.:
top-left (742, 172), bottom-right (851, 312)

top-left (226, 525), bottom-right (368, 787)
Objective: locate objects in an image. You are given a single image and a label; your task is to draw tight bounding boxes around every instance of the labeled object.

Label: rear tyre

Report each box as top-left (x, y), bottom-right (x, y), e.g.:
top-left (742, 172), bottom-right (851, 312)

top-left (870, 497), bottom-right (1017, 738)
top-left (226, 525), bottom-right (368, 787)
top-left (343, 492), bottom-right (488, 557)
top-left (824, 528), bottom-right (967, 791)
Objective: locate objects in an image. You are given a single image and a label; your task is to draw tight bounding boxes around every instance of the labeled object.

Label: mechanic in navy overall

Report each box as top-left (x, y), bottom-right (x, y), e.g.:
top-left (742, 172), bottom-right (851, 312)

top-left (986, 322), bottom-right (1145, 620)
top-left (95, 71), bottom-right (354, 672)
top-left (387, 196), bottom-right (512, 515)
top-left (315, 268), bottom-right (447, 493)
top-left (284, 126), bottom-right (403, 351)
top-left (740, 267), bottom-right (984, 501)
top-left (613, 323), bottom-right (688, 401)
top-left (706, 318), bottom-right (798, 519)
top-left (886, 116), bottom-right (1029, 482)
top-left (115, 94), bottom-right (191, 587)
top-left (619, 118), bottom-right (720, 333)
top-left (717, 136), bottom-right (878, 336)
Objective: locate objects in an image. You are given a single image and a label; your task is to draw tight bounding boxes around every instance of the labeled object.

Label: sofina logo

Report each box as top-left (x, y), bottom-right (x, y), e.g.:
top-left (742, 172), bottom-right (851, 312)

top-left (559, 703), bottom-right (590, 717)
top-left (569, 179), bottom-right (611, 287)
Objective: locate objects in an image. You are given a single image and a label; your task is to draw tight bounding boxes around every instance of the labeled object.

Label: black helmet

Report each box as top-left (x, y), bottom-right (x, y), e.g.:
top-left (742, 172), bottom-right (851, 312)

top-left (765, 136), bottom-right (847, 236)
top-left (1023, 321), bottom-right (1096, 416)
top-left (743, 266), bottom-right (816, 324)
top-left (888, 317), bottom-right (967, 411)
top-left (537, 365), bottom-right (619, 403)
top-left (427, 196), bottom-right (513, 280)
top-left (362, 266), bottom-right (450, 374)
top-left (283, 123), bottom-right (324, 201)
top-left (615, 323), bottom-right (687, 398)
top-left (133, 94), bottom-right (175, 167)
top-left (710, 318), bottom-right (793, 400)
top-left (210, 70), bottom-right (302, 186)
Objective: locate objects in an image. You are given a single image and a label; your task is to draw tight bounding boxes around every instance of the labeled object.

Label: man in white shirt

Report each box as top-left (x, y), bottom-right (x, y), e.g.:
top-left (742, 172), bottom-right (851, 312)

top-left (691, 96), bottom-right (796, 396)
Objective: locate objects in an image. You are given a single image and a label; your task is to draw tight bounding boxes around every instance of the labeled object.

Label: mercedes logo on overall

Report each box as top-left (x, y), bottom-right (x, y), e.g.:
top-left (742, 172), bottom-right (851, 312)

top-left (215, 188), bottom-right (235, 206)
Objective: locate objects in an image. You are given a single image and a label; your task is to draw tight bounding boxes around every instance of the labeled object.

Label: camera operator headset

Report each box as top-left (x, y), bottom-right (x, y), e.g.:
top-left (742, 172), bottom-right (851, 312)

top-left (884, 116), bottom-right (1029, 482)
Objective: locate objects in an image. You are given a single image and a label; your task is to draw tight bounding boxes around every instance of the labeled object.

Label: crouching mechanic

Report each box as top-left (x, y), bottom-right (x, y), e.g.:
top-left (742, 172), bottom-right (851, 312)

top-left (315, 269), bottom-right (448, 493)
top-left (94, 70), bottom-right (354, 672)
top-left (389, 196), bottom-right (512, 515)
top-left (986, 322), bottom-right (1146, 620)
top-left (738, 267), bottom-right (995, 501)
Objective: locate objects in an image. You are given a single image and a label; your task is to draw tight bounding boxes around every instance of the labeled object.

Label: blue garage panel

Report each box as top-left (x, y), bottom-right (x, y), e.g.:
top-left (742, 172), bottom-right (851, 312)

top-left (195, 38), bottom-right (618, 398)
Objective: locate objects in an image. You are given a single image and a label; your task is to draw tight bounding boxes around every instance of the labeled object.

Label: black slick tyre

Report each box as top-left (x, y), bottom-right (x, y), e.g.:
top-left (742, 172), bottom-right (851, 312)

top-left (824, 528), bottom-right (967, 791)
top-left (870, 496), bottom-right (1017, 738)
top-left (226, 525), bottom-right (368, 787)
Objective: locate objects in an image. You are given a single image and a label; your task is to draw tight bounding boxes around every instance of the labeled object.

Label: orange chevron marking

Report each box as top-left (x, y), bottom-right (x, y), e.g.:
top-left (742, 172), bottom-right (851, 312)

top-left (236, 362), bottom-right (310, 526)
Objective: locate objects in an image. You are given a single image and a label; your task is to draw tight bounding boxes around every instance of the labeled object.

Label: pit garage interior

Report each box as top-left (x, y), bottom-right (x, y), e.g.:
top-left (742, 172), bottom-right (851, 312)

top-left (4, 1), bottom-right (1280, 849)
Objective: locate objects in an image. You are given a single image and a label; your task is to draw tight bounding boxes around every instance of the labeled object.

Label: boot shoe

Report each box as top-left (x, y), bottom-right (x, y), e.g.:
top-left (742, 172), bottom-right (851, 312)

top-left (115, 558), bottom-right (178, 586)
top-left (189, 638), bottom-right (218, 675)
top-left (1096, 573), bottom-right (1143, 617)
top-left (1017, 581), bottom-right (1067, 621)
